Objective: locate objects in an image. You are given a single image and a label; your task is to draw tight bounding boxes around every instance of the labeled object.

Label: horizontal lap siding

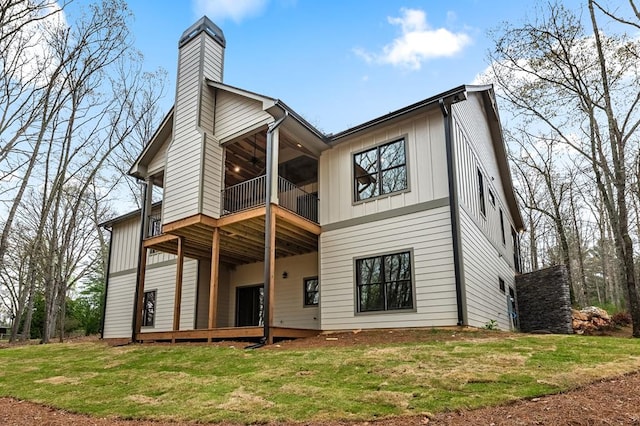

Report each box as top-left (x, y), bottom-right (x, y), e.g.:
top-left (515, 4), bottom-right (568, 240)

top-left (215, 91), bottom-right (271, 143)
top-left (227, 253), bottom-right (319, 329)
top-left (164, 38), bottom-right (202, 224)
top-left (460, 209), bottom-right (515, 330)
top-left (320, 207), bottom-right (457, 330)
top-left (201, 135), bottom-right (223, 218)
top-left (319, 110), bottom-right (448, 226)
top-left (141, 259), bottom-right (198, 332)
top-left (147, 134), bottom-right (170, 176)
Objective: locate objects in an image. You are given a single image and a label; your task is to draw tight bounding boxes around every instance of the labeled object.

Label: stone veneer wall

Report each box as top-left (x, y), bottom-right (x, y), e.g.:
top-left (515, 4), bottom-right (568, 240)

top-left (515, 265), bottom-right (573, 334)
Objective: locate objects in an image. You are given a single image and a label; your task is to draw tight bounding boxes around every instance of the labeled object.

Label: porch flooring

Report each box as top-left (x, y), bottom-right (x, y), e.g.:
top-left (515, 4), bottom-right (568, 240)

top-left (136, 326), bottom-right (319, 342)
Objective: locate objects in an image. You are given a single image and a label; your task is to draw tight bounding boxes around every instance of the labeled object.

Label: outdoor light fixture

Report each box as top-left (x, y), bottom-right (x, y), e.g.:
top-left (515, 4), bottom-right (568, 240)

top-left (234, 166), bottom-right (240, 172)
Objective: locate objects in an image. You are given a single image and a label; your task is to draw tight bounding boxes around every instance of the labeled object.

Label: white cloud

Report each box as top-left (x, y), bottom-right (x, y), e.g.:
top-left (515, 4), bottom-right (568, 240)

top-left (192, 0), bottom-right (268, 23)
top-left (355, 8), bottom-right (472, 70)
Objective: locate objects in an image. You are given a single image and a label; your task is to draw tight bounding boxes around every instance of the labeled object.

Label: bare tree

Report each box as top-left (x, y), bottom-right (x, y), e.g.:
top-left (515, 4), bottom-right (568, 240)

top-left (487, 1), bottom-right (640, 336)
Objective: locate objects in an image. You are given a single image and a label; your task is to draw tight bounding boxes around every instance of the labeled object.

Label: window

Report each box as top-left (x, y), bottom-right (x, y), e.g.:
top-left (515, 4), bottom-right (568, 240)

top-left (499, 208), bottom-right (506, 245)
top-left (511, 227), bottom-right (522, 273)
top-left (356, 251), bottom-right (413, 312)
top-left (304, 277), bottom-right (319, 306)
top-left (354, 139), bottom-right (407, 202)
top-left (477, 169), bottom-right (486, 216)
top-left (499, 277), bottom-right (506, 293)
top-left (488, 189), bottom-right (496, 207)
top-left (142, 290), bottom-right (156, 327)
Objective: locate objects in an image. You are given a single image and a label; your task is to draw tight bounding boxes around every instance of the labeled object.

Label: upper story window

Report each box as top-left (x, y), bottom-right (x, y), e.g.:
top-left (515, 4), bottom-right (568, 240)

top-left (477, 169), bottom-right (486, 216)
top-left (354, 138), bottom-right (407, 202)
top-left (500, 208), bottom-right (506, 245)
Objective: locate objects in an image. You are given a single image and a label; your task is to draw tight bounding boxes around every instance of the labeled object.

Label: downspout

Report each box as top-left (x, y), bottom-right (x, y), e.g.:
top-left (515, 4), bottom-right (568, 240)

top-left (131, 180), bottom-right (148, 342)
top-left (439, 99), bottom-right (466, 326)
top-left (262, 111), bottom-right (288, 344)
top-left (100, 227), bottom-right (114, 339)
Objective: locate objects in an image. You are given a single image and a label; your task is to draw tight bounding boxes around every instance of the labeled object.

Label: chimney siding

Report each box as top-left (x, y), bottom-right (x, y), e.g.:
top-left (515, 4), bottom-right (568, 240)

top-left (163, 22), bottom-right (225, 225)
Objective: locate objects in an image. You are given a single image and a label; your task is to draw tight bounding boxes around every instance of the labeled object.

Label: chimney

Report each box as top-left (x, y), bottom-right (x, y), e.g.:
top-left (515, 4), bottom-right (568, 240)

top-left (162, 17), bottom-right (226, 224)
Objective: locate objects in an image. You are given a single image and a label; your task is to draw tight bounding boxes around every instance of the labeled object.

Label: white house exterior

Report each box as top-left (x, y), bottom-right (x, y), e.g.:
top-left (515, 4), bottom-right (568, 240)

top-left (101, 17), bottom-right (524, 344)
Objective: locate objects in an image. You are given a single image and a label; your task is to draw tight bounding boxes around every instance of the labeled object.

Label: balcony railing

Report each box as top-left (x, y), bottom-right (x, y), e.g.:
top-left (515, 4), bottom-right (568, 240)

top-left (148, 213), bottom-right (162, 237)
top-left (222, 175), bottom-right (318, 223)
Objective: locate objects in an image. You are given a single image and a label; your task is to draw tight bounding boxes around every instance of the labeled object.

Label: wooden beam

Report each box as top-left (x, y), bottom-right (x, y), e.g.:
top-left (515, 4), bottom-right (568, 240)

top-left (218, 206), bottom-right (265, 227)
top-left (208, 228), bottom-right (220, 333)
top-left (172, 237), bottom-right (184, 336)
top-left (273, 205), bottom-right (321, 235)
top-left (163, 213), bottom-right (218, 233)
top-left (143, 233), bottom-right (179, 247)
top-left (134, 247), bottom-right (148, 338)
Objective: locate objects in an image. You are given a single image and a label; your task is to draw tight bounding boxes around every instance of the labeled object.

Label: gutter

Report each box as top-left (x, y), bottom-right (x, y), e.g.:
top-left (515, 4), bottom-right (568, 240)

top-left (100, 227), bottom-right (114, 339)
top-left (262, 111), bottom-right (288, 344)
top-left (439, 98), bottom-right (467, 327)
top-left (131, 181), bottom-right (149, 342)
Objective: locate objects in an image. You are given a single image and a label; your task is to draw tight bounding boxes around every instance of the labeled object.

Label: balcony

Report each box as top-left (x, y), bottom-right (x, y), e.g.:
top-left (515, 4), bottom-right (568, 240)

top-left (222, 175), bottom-right (318, 223)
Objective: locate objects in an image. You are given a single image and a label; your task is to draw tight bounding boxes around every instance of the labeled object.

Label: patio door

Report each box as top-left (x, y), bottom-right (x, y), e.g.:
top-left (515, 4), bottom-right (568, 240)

top-left (236, 284), bottom-right (264, 327)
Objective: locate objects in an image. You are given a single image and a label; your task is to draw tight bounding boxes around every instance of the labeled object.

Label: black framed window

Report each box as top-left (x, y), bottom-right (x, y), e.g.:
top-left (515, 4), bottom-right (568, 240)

top-left (354, 139), bottom-right (407, 201)
top-left (499, 277), bottom-right (506, 293)
top-left (142, 290), bottom-right (156, 327)
top-left (478, 168), bottom-right (486, 216)
top-left (304, 277), bottom-right (319, 306)
top-left (488, 189), bottom-right (496, 206)
top-left (356, 251), bottom-right (413, 312)
top-left (500, 208), bottom-right (506, 245)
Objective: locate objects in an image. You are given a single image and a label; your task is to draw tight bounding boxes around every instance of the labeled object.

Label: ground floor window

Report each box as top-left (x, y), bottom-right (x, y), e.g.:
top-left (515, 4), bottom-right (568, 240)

top-left (356, 251), bottom-right (413, 312)
top-left (304, 277), bottom-right (319, 306)
top-left (142, 290), bottom-right (156, 327)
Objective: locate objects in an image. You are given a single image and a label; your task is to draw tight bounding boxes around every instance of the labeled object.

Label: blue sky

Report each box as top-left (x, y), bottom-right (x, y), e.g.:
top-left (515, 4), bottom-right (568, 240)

top-left (119, 0), bottom-right (580, 134)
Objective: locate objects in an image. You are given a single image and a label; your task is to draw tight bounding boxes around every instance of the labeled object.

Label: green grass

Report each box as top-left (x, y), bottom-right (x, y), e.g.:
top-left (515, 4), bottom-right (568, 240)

top-left (0, 333), bottom-right (639, 423)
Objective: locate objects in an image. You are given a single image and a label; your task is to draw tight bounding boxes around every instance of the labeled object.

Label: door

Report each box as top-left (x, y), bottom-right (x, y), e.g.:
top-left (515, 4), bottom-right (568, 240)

top-left (236, 285), bottom-right (264, 327)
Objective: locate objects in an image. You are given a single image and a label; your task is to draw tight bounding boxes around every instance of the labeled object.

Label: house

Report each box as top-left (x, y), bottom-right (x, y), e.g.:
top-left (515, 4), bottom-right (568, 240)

top-left (100, 17), bottom-right (524, 344)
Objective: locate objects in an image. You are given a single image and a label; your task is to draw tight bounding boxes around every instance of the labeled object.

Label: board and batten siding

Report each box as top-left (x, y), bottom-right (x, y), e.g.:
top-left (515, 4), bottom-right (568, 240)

top-left (226, 252), bottom-right (319, 329)
top-left (102, 272), bottom-right (136, 338)
top-left (459, 209), bottom-right (515, 330)
top-left (320, 207), bottom-right (457, 330)
top-left (163, 31), bottom-right (225, 224)
top-left (214, 90), bottom-right (272, 144)
top-left (103, 214), bottom-right (193, 338)
top-left (451, 93), bottom-right (517, 271)
top-left (319, 110), bottom-right (448, 226)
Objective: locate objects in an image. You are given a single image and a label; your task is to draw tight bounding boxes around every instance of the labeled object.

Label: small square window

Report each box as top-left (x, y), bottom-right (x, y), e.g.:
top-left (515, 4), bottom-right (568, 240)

top-left (142, 290), bottom-right (156, 327)
top-left (304, 277), bottom-right (319, 306)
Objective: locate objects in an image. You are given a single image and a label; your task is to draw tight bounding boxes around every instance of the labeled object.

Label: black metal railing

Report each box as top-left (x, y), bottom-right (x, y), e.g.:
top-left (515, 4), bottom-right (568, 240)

top-left (148, 213), bottom-right (162, 237)
top-left (221, 175), bottom-right (318, 223)
top-left (278, 176), bottom-right (318, 223)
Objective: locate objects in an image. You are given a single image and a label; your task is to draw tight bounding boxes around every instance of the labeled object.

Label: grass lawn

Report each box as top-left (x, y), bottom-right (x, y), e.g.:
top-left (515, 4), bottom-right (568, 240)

top-left (0, 331), bottom-right (639, 423)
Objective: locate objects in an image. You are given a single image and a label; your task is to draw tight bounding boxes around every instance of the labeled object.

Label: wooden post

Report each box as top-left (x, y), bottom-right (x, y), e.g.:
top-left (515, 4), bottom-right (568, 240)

top-left (267, 215), bottom-right (276, 344)
top-left (172, 236), bottom-right (184, 340)
top-left (134, 247), bottom-right (148, 340)
top-left (208, 228), bottom-right (220, 339)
